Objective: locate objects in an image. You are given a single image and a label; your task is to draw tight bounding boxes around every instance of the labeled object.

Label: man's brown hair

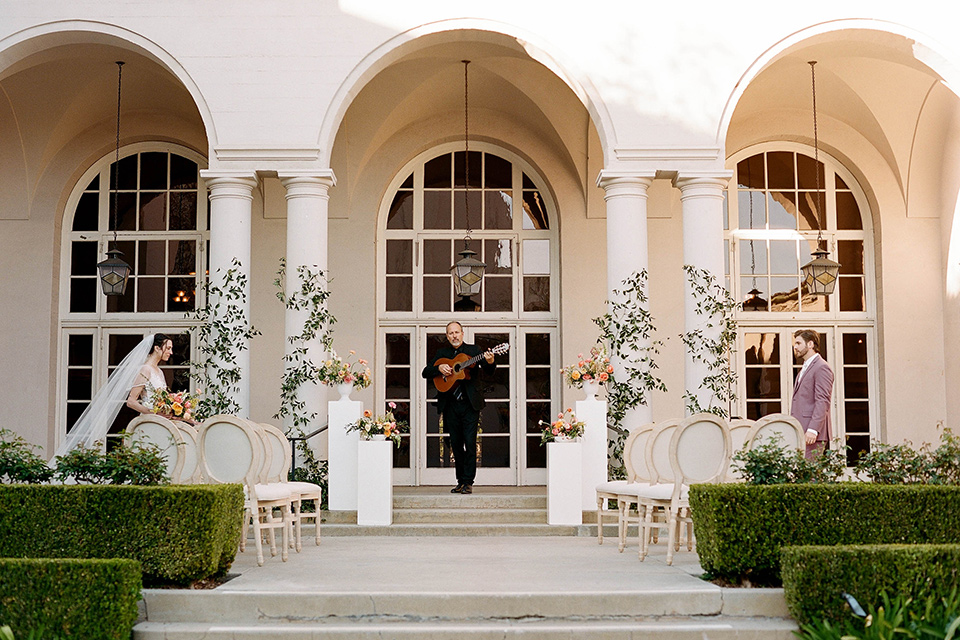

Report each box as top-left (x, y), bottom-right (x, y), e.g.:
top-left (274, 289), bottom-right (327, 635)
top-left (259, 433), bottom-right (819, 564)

top-left (794, 329), bottom-right (820, 352)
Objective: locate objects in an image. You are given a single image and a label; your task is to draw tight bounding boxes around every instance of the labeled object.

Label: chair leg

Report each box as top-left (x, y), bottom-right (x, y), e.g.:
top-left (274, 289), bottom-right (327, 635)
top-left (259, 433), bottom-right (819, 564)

top-left (290, 497), bottom-right (303, 553)
top-left (639, 503), bottom-right (654, 561)
top-left (597, 496), bottom-right (604, 545)
top-left (251, 510), bottom-right (265, 566)
top-left (617, 499), bottom-right (627, 553)
top-left (239, 506), bottom-right (250, 553)
top-left (666, 507), bottom-right (678, 566)
top-left (280, 505), bottom-right (290, 562)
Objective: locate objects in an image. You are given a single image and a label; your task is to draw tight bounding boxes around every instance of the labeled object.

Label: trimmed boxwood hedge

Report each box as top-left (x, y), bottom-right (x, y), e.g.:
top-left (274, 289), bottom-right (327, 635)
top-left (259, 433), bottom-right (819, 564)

top-left (0, 558), bottom-right (141, 639)
top-left (688, 483), bottom-right (960, 585)
top-left (0, 484), bottom-right (244, 584)
top-left (781, 544), bottom-right (960, 626)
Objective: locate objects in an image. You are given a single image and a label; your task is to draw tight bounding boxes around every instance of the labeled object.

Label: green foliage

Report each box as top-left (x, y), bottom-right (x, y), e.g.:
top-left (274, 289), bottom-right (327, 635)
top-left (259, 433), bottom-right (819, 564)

top-left (290, 432), bottom-right (329, 511)
top-left (856, 428), bottom-right (960, 485)
top-left (592, 270), bottom-right (667, 478)
top-left (189, 257), bottom-right (261, 419)
top-left (680, 264), bottom-right (739, 418)
top-left (52, 440), bottom-right (169, 485)
top-left (783, 545), bottom-right (960, 631)
top-left (0, 558), bottom-right (140, 640)
top-left (733, 437), bottom-right (846, 485)
top-left (0, 484), bottom-right (243, 585)
top-left (0, 430), bottom-right (53, 484)
top-left (274, 259), bottom-right (337, 431)
top-left (688, 484), bottom-right (960, 586)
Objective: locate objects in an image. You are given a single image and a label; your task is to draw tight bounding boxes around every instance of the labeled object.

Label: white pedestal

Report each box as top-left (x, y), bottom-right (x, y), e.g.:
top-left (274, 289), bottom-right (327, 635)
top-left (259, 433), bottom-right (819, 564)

top-left (547, 440), bottom-right (583, 525)
top-left (327, 398), bottom-right (362, 511)
top-left (577, 398), bottom-right (608, 511)
top-left (357, 439), bottom-right (393, 526)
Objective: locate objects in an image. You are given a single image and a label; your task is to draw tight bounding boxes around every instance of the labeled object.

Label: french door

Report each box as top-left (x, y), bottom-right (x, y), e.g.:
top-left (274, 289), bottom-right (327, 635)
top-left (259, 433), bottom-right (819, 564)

top-left (380, 325), bottom-right (556, 485)
top-left (738, 326), bottom-right (877, 464)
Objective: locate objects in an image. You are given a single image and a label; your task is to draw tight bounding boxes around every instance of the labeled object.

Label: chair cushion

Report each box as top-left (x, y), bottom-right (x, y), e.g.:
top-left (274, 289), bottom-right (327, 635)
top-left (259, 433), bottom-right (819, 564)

top-left (287, 481), bottom-right (322, 495)
top-left (596, 480), bottom-right (629, 494)
top-left (625, 483), bottom-right (689, 501)
top-left (254, 483), bottom-right (293, 501)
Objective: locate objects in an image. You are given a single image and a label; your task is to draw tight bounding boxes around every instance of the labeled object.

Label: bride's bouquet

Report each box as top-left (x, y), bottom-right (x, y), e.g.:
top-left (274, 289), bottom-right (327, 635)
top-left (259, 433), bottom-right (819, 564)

top-left (149, 387), bottom-right (200, 421)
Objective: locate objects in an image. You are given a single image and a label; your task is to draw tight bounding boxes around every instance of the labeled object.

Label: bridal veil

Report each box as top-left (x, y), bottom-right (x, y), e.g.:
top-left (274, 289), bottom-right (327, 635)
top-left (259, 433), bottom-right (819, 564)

top-left (52, 333), bottom-right (155, 459)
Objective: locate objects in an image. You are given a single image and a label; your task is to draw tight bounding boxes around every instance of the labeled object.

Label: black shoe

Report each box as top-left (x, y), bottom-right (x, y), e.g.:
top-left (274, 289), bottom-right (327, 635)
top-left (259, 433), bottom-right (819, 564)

top-left (451, 484), bottom-right (464, 493)
top-left (461, 484), bottom-right (473, 494)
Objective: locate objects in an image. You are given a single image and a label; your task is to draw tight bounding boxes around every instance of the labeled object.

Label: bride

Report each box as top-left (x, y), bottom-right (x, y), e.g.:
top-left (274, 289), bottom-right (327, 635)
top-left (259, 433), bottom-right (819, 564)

top-left (53, 333), bottom-right (192, 458)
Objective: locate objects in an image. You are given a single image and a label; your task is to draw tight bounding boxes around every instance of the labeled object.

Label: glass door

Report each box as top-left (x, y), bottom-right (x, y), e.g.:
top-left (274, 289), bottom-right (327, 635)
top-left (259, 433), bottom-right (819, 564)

top-left (419, 326), bottom-right (516, 485)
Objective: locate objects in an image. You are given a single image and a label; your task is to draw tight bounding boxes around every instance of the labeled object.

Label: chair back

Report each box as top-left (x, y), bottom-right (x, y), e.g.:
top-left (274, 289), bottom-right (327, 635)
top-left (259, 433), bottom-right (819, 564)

top-left (726, 418), bottom-right (754, 481)
top-left (747, 413), bottom-right (804, 451)
top-left (622, 423), bottom-right (655, 483)
top-left (176, 423), bottom-right (200, 483)
top-left (258, 422), bottom-right (292, 483)
top-left (645, 419), bottom-right (681, 484)
top-left (670, 413), bottom-right (731, 486)
top-left (126, 415), bottom-right (184, 483)
top-left (196, 415), bottom-right (262, 486)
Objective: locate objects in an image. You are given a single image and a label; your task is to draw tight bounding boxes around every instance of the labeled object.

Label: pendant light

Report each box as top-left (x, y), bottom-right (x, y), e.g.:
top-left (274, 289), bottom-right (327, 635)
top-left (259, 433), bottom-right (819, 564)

top-left (800, 61), bottom-right (840, 296)
top-left (451, 59), bottom-right (485, 311)
top-left (97, 61), bottom-right (132, 297)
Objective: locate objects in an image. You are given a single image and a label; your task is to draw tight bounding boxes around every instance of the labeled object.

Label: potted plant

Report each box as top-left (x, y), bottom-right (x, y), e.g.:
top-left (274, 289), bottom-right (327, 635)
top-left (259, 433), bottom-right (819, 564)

top-left (319, 350), bottom-right (372, 399)
top-left (560, 345), bottom-right (613, 399)
top-left (346, 403), bottom-right (406, 445)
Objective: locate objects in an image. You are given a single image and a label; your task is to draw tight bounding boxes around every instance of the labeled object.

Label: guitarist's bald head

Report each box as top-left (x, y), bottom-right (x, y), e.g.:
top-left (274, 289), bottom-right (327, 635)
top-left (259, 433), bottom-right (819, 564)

top-left (446, 321), bottom-right (463, 332)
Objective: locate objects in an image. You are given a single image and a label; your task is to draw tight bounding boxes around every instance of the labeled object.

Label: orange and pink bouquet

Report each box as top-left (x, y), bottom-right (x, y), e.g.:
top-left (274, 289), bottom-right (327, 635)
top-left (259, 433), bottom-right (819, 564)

top-left (149, 387), bottom-right (200, 421)
top-left (539, 408), bottom-right (585, 444)
top-left (560, 345), bottom-right (613, 388)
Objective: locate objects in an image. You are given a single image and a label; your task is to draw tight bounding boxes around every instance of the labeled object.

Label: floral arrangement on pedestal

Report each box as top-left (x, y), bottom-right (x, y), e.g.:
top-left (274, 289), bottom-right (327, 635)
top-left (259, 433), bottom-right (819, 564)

top-left (318, 350), bottom-right (372, 389)
top-left (560, 345), bottom-right (613, 388)
top-left (346, 402), bottom-right (407, 445)
top-left (149, 387), bottom-right (200, 422)
top-left (539, 408), bottom-right (585, 444)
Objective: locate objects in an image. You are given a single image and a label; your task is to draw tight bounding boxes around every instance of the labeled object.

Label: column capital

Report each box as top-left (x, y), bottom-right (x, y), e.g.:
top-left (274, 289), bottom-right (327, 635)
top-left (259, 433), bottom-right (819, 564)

top-left (596, 171), bottom-right (656, 198)
top-left (279, 171), bottom-right (337, 199)
top-left (673, 172), bottom-right (733, 199)
top-left (200, 171), bottom-right (258, 200)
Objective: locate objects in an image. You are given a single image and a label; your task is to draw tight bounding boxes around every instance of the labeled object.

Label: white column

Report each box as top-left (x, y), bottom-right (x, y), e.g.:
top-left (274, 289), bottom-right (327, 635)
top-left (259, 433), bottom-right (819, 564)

top-left (328, 397), bottom-right (362, 511)
top-left (547, 441), bottom-right (582, 525)
top-left (279, 172), bottom-right (336, 430)
top-left (576, 395), bottom-right (607, 511)
top-left (357, 439), bottom-right (394, 526)
top-left (596, 172), bottom-right (655, 426)
top-left (201, 173), bottom-right (257, 417)
top-left (675, 174), bottom-right (732, 414)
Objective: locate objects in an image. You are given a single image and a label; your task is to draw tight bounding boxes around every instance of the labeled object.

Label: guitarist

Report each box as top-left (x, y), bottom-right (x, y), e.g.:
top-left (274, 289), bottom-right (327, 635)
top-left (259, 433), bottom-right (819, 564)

top-left (421, 321), bottom-right (496, 494)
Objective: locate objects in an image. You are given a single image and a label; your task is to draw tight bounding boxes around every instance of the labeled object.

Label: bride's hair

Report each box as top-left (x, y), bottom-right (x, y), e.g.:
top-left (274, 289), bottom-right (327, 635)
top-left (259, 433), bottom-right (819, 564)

top-left (152, 333), bottom-right (172, 354)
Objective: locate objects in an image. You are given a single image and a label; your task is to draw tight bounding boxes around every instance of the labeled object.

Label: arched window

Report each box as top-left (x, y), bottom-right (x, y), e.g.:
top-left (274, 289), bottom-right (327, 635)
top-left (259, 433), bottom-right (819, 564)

top-left (59, 143), bottom-right (207, 447)
top-left (378, 143), bottom-right (559, 485)
top-left (727, 145), bottom-right (877, 464)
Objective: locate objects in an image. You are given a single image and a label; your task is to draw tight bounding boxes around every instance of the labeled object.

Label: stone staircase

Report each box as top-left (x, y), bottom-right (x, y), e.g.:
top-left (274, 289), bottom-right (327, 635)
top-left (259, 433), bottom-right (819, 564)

top-left (319, 486), bottom-right (612, 536)
top-left (132, 488), bottom-right (799, 639)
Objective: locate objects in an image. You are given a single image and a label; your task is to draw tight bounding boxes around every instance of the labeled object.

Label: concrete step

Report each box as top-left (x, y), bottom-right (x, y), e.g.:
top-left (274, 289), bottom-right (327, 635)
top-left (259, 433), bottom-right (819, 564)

top-left (316, 523), bottom-right (593, 536)
top-left (134, 617), bottom-right (798, 638)
top-left (392, 493), bottom-right (547, 509)
top-left (136, 589), bottom-right (797, 639)
top-left (392, 507), bottom-right (546, 524)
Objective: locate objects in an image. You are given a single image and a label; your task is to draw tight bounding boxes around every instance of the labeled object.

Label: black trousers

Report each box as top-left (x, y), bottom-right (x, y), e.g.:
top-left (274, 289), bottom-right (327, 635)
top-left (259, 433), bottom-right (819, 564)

top-left (443, 398), bottom-right (479, 485)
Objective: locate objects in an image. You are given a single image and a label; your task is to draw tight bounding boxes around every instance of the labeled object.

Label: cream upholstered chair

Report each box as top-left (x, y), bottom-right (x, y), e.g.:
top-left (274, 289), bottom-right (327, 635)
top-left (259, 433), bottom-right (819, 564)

top-left (594, 423), bottom-right (654, 546)
top-left (196, 415), bottom-right (291, 566)
top-left (174, 422), bottom-right (201, 484)
top-left (617, 419), bottom-right (680, 553)
top-left (638, 413), bottom-right (731, 565)
top-left (725, 418), bottom-right (754, 482)
top-left (125, 414), bottom-right (185, 483)
top-left (747, 413), bottom-right (804, 451)
top-left (257, 422), bottom-right (323, 550)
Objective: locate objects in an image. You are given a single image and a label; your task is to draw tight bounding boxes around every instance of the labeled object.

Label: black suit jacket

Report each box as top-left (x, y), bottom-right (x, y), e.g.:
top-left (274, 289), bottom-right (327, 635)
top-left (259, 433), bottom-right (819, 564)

top-left (421, 343), bottom-right (496, 413)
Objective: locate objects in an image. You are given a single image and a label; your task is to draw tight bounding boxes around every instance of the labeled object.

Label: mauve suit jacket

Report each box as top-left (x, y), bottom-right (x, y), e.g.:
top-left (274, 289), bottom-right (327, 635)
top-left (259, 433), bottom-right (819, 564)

top-left (790, 354), bottom-right (834, 442)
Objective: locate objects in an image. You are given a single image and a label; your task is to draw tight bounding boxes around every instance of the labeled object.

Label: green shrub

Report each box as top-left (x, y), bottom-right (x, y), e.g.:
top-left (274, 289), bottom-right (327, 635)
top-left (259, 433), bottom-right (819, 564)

top-left (0, 484), bottom-right (243, 585)
top-left (0, 558), bottom-right (140, 639)
top-left (53, 441), bottom-right (169, 485)
top-left (796, 590), bottom-right (960, 640)
top-left (733, 437), bottom-right (846, 484)
top-left (854, 427), bottom-right (960, 485)
top-left (0, 430), bottom-right (53, 484)
top-left (782, 544), bottom-right (960, 627)
top-left (688, 484), bottom-right (960, 586)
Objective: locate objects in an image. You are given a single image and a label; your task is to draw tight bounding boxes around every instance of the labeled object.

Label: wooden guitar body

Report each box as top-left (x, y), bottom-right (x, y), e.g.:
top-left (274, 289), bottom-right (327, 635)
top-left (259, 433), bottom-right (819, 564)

top-left (432, 353), bottom-right (475, 393)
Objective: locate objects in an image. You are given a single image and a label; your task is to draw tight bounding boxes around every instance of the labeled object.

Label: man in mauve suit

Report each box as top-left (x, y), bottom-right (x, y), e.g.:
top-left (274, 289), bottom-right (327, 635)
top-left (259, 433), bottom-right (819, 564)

top-left (790, 329), bottom-right (834, 459)
top-left (421, 321), bottom-right (496, 494)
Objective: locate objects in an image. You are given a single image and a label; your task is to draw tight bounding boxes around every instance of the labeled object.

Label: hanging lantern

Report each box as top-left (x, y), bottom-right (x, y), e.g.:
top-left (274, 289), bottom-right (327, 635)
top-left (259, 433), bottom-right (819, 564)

top-left (451, 59), bottom-right (485, 309)
top-left (98, 61), bottom-right (132, 297)
top-left (801, 246), bottom-right (841, 296)
top-left (97, 248), bottom-right (132, 296)
top-left (743, 287), bottom-right (768, 312)
top-left (799, 60), bottom-right (840, 296)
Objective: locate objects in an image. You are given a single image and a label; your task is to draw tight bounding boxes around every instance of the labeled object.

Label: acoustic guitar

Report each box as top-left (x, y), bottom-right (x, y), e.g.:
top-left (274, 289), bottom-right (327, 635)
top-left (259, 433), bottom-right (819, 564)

top-left (432, 342), bottom-right (510, 393)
